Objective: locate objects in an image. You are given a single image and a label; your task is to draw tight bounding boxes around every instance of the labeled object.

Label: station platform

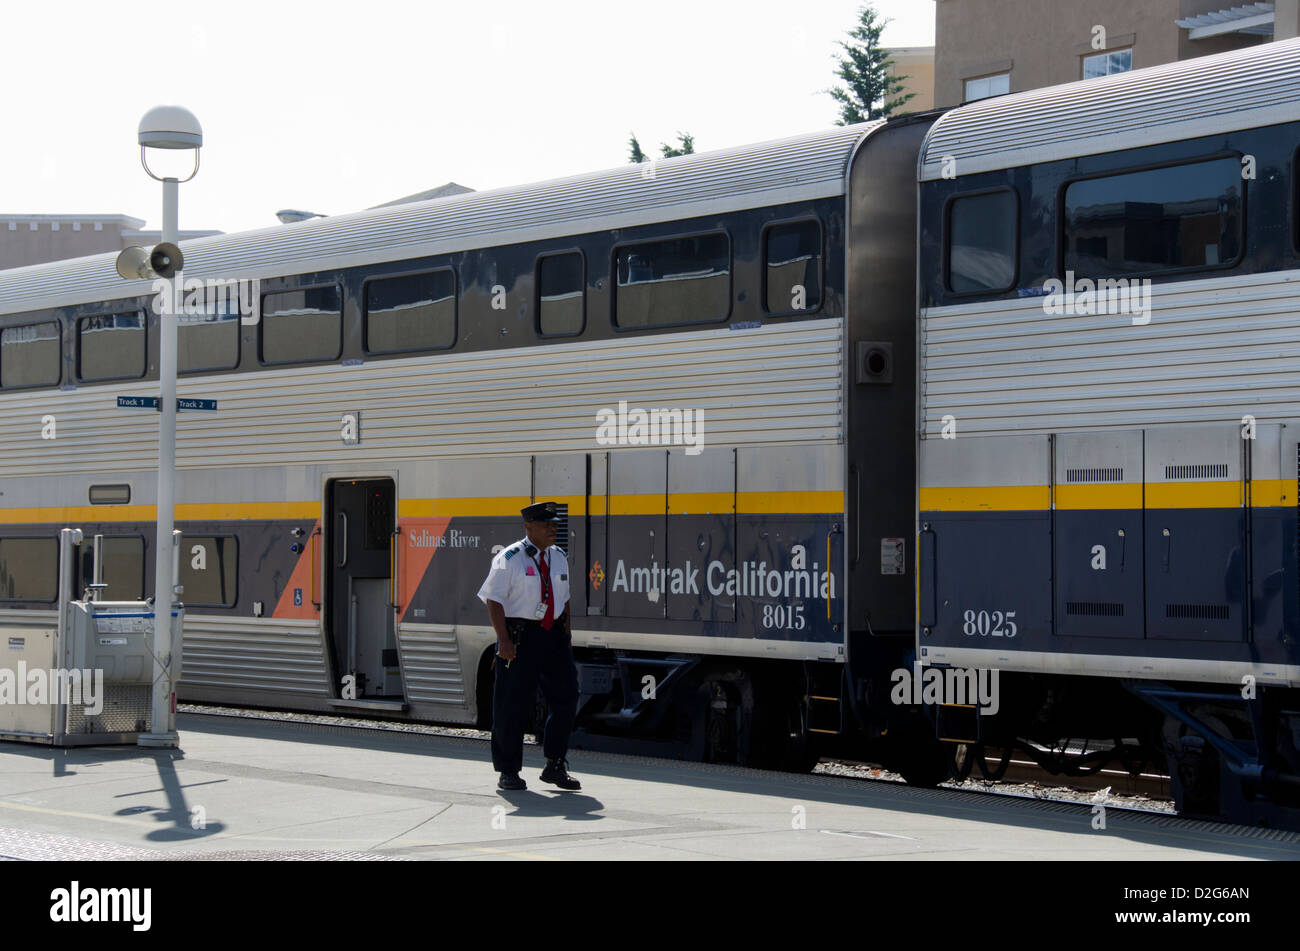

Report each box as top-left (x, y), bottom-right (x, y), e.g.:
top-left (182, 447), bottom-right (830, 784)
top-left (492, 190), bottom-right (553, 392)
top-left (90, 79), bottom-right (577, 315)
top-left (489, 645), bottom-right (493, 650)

top-left (0, 712), bottom-right (1296, 861)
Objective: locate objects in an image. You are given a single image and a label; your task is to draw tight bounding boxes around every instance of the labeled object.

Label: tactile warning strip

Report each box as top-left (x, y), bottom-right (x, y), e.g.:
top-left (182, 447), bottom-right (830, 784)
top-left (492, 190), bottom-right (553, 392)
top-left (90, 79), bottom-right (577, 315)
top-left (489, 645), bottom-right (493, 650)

top-left (0, 826), bottom-right (406, 861)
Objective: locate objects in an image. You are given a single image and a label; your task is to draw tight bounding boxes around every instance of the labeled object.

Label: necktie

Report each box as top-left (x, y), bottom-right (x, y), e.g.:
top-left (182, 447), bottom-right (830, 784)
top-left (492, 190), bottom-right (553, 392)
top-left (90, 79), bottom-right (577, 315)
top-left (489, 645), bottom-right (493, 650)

top-left (539, 551), bottom-right (555, 630)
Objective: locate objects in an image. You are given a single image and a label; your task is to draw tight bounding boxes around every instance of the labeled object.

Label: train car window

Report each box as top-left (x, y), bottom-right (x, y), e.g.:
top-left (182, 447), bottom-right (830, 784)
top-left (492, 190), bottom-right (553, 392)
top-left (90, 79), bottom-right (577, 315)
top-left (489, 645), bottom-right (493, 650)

top-left (80, 536), bottom-right (145, 601)
top-left (614, 233), bottom-right (730, 328)
top-left (89, 484), bottom-right (131, 505)
top-left (364, 270), bottom-right (456, 354)
top-left (764, 221), bottom-right (822, 314)
top-left (1, 321), bottom-right (60, 389)
top-left (179, 289), bottom-right (240, 373)
top-left (0, 537), bottom-right (57, 602)
top-left (260, 285), bottom-right (342, 364)
top-left (947, 190), bottom-right (1018, 293)
top-left (537, 252), bottom-right (585, 336)
top-left (179, 535), bottom-right (238, 607)
top-left (1064, 157), bottom-right (1243, 276)
top-left (78, 311), bottom-right (146, 381)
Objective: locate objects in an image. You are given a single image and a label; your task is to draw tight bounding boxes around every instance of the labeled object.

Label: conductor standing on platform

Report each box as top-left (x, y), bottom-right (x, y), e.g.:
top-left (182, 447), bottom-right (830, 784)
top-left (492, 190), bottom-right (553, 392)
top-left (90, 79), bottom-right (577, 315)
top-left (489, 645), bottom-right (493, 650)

top-left (477, 501), bottom-right (582, 791)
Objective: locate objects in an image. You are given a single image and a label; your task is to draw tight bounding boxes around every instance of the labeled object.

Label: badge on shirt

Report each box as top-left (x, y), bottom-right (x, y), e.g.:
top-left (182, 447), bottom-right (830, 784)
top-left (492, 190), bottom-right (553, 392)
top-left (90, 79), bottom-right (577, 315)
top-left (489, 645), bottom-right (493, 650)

top-left (533, 602), bottom-right (548, 620)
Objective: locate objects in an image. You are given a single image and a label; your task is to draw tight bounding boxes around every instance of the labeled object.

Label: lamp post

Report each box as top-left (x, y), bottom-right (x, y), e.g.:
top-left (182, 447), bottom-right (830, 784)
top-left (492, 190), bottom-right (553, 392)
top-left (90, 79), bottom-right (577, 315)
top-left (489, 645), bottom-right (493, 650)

top-left (135, 105), bottom-right (201, 749)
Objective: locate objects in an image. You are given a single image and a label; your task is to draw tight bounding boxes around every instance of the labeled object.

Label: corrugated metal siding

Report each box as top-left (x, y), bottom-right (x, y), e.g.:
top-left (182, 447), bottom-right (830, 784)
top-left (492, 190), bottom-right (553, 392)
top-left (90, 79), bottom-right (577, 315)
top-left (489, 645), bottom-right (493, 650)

top-left (0, 318), bottom-right (843, 475)
top-left (919, 268), bottom-right (1300, 436)
top-left (397, 623), bottom-right (466, 705)
top-left (920, 38), bottom-right (1300, 180)
top-left (179, 616), bottom-right (331, 696)
top-left (0, 125), bottom-right (873, 316)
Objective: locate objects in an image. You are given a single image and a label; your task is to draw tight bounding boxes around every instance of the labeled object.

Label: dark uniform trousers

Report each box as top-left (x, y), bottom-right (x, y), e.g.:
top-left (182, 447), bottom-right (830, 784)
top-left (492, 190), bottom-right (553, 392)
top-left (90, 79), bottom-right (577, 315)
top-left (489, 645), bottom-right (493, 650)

top-left (491, 617), bottom-right (580, 774)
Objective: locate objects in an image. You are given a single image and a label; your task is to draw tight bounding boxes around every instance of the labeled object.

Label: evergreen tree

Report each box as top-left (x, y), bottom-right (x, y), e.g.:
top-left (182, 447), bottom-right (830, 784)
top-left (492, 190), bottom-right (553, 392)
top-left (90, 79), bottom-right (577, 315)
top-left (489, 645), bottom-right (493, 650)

top-left (628, 131), bottom-right (695, 163)
top-left (628, 134), bottom-right (648, 164)
top-left (660, 132), bottom-right (695, 157)
top-left (828, 4), bottom-right (915, 124)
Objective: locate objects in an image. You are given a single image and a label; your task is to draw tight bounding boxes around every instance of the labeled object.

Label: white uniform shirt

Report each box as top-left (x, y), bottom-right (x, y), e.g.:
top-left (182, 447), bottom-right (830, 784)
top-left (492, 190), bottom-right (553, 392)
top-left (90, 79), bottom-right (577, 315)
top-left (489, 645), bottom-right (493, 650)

top-left (477, 537), bottom-right (571, 620)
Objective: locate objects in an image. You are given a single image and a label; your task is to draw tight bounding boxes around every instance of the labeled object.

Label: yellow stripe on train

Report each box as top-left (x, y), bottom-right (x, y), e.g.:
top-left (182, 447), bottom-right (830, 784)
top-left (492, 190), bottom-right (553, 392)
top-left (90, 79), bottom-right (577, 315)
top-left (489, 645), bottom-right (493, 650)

top-left (921, 480), bottom-right (1290, 512)
top-left (0, 491), bottom-right (845, 524)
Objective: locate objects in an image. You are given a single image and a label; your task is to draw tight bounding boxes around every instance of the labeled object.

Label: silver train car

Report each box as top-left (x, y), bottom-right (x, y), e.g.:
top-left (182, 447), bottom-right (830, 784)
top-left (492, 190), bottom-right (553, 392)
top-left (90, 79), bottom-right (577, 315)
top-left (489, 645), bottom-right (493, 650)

top-left (0, 114), bottom-right (932, 774)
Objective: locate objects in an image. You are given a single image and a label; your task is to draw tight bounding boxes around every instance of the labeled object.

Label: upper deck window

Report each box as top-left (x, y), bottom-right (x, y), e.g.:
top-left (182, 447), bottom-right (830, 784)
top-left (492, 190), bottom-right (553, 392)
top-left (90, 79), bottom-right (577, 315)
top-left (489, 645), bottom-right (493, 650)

top-left (1063, 157), bottom-right (1243, 277)
top-left (260, 285), bottom-right (342, 364)
top-left (78, 311), bottom-right (146, 381)
top-left (179, 289), bottom-right (241, 373)
top-left (764, 220), bottom-right (822, 315)
top-left (947, 190), bottom-right (1018, 294)
top-left (614, 233), bottom-right (730, 328)
top-left (1, 321), bottom-right (60, 388)
top-left (536, 252), bottom-right (585, 336)
top-left (364, 270), bottom-right (456, 354)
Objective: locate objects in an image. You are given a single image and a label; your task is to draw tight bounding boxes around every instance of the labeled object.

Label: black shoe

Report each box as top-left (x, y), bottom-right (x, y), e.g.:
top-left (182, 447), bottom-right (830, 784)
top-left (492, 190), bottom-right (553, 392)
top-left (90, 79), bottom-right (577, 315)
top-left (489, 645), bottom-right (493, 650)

top-left (539, 758), bottom-right (581, 790)
top-left (498, 772), bottom-right (526, 790)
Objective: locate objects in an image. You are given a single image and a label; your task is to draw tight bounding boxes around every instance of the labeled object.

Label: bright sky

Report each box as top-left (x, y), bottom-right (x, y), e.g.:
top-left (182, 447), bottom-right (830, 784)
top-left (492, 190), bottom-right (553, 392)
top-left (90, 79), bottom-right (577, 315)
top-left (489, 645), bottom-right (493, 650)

top-left (3, 1), bottom-right (935, 235)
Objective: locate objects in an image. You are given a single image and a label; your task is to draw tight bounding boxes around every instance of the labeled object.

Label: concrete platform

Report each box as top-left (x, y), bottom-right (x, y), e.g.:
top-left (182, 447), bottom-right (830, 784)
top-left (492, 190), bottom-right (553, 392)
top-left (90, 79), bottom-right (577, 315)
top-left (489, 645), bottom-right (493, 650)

top-left (0, 713), bottom-right (1295, 861)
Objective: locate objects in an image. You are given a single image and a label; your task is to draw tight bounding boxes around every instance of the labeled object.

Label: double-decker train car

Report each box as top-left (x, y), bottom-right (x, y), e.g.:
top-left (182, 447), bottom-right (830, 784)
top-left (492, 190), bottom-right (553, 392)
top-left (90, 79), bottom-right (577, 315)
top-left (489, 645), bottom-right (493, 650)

top-left (1, 35), bottom-right (1299, 828)
top-left (0, 113), bottom-right (935, 773)
top-left (916, 37), bottom-right (1300, 825)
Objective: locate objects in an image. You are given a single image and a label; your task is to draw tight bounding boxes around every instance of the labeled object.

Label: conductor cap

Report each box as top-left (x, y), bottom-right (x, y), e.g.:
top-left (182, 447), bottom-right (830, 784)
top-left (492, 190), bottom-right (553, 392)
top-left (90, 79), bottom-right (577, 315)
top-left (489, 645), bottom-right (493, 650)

top-left (522, 501), bottom-right (559, 522)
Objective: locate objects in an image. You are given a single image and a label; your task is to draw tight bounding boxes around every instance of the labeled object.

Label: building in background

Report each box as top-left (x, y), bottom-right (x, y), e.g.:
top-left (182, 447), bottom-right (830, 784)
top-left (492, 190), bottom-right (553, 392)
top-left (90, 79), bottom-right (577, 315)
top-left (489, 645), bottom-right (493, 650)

top-left (0, 214), bottom-right (220, 271)
top-left (884, 46), bottom-right (936, 112)
top-left (934, 0), bottom-right (1296, 107)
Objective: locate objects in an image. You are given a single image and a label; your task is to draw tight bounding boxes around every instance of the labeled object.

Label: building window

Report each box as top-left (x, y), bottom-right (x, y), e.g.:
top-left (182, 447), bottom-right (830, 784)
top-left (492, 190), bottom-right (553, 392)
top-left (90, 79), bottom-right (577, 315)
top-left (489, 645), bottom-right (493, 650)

top-left (1083, 48), bottom-right (1132, 79)
top-left (764, 220), bottom-right (823, 315)
top-left (0, 537), bottom-right (57, 602)
top-left (536, 252), bottom-right (585, 337)
top-left (1063, 156), bottom-right (1243, 277)
top-left (365, 270), bottom-right (456, 354)
top-left (179, 290), bottom-right (241, 373)
top-left (947, 190), bottom-right (1018, 293)
top-left (78, 312), bottom-right (146, 381)
top-left (80, 536), bottom-right (146, 601)
top-left (1, 321), bottom-right (60, 388)
top-left (180, 536), bottom-right (238, 607)
top-left (260, 285), bottom-right (342, 364)
top-left (964, 72), bottom-right (1010, 102)
top-left (614, 233), bottom-right (730, 329)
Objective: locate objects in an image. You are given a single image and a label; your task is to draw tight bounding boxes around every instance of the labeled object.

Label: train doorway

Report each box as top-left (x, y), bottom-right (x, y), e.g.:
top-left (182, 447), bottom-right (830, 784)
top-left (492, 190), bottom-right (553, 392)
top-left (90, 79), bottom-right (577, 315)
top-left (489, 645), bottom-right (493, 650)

top-left (325, 478), bottom-right (401, 700)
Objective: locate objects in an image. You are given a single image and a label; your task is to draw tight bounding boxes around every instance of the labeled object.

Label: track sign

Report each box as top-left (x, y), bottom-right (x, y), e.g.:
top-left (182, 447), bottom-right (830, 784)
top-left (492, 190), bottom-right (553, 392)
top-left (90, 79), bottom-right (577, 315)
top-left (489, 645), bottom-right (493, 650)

top-left (117, 396), bottom-right (218, 411)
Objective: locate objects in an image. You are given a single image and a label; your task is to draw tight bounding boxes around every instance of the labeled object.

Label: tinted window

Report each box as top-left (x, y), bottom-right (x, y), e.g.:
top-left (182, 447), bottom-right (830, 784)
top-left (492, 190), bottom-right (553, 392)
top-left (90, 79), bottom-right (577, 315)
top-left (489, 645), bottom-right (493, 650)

top-left (537, 252), bottom-right (584, 336)
top-left (89, 484), bottom-right (131, 505)
top-left (80, 536), bottom-right (145, 601)
top-left (365, 271), bottom-right (455, 353)
top-left (765, 221), bottom-right (822, 314)
top-left (261, 286), bottom-right (341, 363)
top-left (1064, 157), bottom-right (1243, 276)
top-left (1, 321), bottom-right (60, 388)
top-left (614, 233), bottom-right (730, 328)
top-left (0, 537), bottom-right (56, 601)
top-left (78, 312), bottom-right (145, 380)
top-left (948, 191), bottom-right (1017, 293)
top-left (179, 287), bottom-right (241, 372)
top-left (180, 536), bottom-right (237, 606)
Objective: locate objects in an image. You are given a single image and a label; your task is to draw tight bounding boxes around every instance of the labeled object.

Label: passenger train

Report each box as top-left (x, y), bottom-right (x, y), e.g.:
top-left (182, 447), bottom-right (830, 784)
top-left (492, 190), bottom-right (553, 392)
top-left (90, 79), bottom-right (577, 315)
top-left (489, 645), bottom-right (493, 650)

top-left (1, 38), bottom-right (1299, 827)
